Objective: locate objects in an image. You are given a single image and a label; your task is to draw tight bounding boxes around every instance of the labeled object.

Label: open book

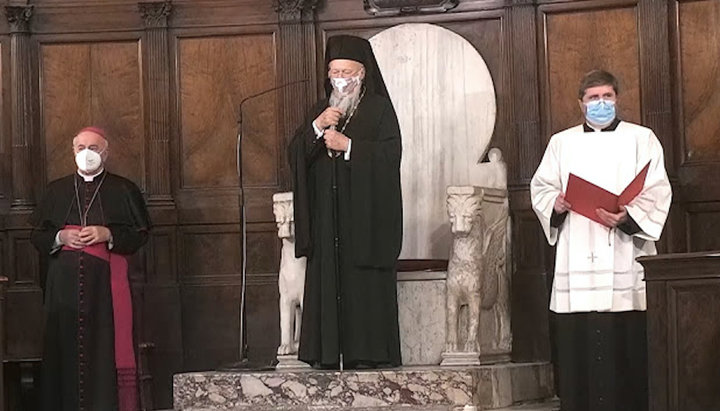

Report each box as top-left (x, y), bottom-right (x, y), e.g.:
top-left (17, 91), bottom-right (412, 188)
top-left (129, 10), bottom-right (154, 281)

top-left (564, 161), bottom-right (650, 226)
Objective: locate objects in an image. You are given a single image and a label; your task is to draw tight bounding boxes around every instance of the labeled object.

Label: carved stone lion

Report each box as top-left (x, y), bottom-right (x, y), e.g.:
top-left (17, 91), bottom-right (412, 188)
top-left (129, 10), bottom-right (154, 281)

top-left (445, 186), bottom-right (485, 353)
top-left (272, 192), bottom-right (307, 356)
top-left (444, 186), bottom-right (508, 356)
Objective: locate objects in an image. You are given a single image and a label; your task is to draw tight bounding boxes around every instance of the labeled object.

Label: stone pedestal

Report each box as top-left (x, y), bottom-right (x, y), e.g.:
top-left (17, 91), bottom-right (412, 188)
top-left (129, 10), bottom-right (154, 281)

top-left (174, 363), bottom-right (554, 410)
top-left (440, 352), bottom-right (481, 367)
top-left (397, 266), bottom-right (510, 366)
top-left (397, 271), bottom-right (446, 365)
top-left (276, 355), bottom-right (311, 370)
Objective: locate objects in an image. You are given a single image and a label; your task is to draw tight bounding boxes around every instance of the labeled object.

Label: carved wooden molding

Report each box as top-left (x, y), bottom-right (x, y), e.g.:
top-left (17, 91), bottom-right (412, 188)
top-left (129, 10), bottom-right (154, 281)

top-left (4, 6), bottom-right (33, 33)
top-left (274, 0), bottom-right (319, 14)
top-left (139, 1), bottom-right (174, 204)
top-left (7, 8), bottom-right (36, 209)
top-left (364, 0), bottom-right (458, 16)
top-left (139, 1), bottom-right (172, 28)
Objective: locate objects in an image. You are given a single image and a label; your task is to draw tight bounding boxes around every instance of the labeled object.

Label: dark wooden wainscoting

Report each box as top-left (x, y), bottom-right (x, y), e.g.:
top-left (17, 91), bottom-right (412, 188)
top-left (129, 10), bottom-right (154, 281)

top-left (1, 0), bottom-right (718, 408)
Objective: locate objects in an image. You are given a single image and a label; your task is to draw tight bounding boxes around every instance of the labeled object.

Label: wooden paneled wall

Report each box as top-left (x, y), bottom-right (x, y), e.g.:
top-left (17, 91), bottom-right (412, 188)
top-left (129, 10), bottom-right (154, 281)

top-left (674, 0), bottom-right (720, 251)
top-left (0, 0), bottom-right (718, 408)
top-left (0, 1), bottom-right (305, 407)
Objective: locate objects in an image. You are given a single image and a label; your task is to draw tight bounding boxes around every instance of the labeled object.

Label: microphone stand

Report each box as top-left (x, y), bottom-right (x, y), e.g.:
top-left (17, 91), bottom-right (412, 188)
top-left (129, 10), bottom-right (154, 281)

top-left (220, 79), bottom-right (308, 371)
top-left (328, 129), bottom-right (344, 372)
top-left (234, 117), bottom-right (250, 367)
top-left (328, 92), bottom-right (363, 371)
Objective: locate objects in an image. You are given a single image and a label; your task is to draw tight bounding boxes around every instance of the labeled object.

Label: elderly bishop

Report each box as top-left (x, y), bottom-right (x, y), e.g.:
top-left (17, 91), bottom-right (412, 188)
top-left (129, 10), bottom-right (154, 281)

top-left (30, 127), bottom-right (151, 411)
top-left (289, 35), bottom-right (403, 370)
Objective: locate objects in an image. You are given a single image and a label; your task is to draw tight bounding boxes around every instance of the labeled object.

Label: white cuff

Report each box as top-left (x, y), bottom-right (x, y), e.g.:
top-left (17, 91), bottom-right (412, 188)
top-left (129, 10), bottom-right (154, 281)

top-left (51, 231), bottom-right (63, 254)
top-left (344, 139), bottom-right (352, 161)
top-left (312, 121), bottom-right (324, 138)
top-left (108, 234), bottom-right (114, 250)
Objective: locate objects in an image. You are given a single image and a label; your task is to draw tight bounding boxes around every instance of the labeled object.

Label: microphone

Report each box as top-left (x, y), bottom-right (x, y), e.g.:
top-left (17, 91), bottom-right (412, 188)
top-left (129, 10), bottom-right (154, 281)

top-left (232, 78), bottom-right (309, 370)
top-left (327, 122), bottom-right (339, 157)
top-left (236, 78), bottom-right (310, 177)
top-left (238, 79), bottom-right (310, 124)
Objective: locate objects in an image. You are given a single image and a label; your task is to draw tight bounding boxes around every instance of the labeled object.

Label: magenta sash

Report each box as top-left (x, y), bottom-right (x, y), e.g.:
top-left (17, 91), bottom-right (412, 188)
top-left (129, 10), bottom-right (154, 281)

top-left (62, 225), bottom-right (137, 411)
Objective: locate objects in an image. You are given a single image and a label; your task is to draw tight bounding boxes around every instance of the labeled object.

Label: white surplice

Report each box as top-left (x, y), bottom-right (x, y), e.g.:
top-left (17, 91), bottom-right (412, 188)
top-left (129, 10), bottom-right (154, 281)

top-left (531, 121), bottom-right (672, 313)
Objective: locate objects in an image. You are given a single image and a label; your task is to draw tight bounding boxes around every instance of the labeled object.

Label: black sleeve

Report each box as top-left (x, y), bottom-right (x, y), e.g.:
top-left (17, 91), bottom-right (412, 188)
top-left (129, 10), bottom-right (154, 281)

top-left (288, 100), bottom-right (328, 170)
top-left (350, 98), bottom-right (403, 268)
top-left (617, 214), bottom-right (641, 236)
top-left (29, 185), bottom-right (62, 255)
top-left (288, 100), bottom-right (328, 258)
top-left (30, 225), bottom-right (61, 256)
top-left (550, 210), bottom-right (568, 228)
top-left (107, 181), bottom-right (150, 255)
top-left (108, 225), bottom-right (149, 255)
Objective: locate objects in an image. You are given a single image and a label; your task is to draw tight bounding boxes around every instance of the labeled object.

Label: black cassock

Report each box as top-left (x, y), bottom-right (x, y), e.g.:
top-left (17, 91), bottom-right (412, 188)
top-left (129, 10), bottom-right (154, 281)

top-left (289, 92), bottom-right (403, 368)
top-left (30, 171), bottom-right (150, 411)
top-left (553, 311), bottom-right (648, 411)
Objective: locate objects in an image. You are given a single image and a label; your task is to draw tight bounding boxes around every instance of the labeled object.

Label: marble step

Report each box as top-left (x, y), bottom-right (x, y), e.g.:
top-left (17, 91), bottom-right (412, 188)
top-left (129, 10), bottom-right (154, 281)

top-left (174, 363), bottom-right (555, 410)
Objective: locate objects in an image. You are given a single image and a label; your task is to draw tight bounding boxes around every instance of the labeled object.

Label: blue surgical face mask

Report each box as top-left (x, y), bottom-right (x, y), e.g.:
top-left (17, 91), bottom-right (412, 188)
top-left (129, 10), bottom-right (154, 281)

top-left (584, 99), bottom-right (616, 127)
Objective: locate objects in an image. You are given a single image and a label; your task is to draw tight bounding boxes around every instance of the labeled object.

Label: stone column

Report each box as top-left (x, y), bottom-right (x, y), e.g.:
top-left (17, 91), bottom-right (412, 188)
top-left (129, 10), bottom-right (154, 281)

top-left (139, 1), bottom-right (174, 206)
top-left (5, 6), bottom-right (35, 210)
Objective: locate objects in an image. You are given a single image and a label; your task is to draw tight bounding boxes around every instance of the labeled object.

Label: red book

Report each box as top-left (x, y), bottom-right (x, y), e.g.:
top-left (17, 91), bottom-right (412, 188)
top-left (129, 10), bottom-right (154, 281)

top-left (564, 161), bottom-right (650, 226)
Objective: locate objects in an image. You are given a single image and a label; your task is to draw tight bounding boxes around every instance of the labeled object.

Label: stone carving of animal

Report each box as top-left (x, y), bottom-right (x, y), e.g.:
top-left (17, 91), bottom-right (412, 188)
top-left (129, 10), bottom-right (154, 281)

top-left (445, 186), bottom-right (508, 354)
top-left (273, 192), bottom-right (307, 356)
top-left (445, 186), bottom-right (485, 353)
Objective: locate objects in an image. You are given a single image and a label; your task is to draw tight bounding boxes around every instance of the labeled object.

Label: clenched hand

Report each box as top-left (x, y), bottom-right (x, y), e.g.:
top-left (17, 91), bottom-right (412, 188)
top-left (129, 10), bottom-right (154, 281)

top-left (314, 107), bottom-right (344, 130)
top-left (60, 226), bottom-right (111, 248)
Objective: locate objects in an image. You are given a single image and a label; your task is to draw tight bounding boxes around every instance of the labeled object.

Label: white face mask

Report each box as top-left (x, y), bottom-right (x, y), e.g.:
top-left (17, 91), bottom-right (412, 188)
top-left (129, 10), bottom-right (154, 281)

top-left (75, 149), bottom-right (104, 174)
top-left (330, 76), bottom-right (361, 94)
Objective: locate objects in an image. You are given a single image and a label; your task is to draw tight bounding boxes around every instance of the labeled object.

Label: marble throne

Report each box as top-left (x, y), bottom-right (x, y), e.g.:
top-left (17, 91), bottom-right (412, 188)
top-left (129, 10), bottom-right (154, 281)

top-left (371, 23), bottom-right (511, 366)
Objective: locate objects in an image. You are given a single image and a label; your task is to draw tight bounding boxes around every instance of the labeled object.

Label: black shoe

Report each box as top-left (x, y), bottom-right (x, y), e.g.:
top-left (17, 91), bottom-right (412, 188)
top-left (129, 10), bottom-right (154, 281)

top-left (310, 362), bottom-right (339, 370)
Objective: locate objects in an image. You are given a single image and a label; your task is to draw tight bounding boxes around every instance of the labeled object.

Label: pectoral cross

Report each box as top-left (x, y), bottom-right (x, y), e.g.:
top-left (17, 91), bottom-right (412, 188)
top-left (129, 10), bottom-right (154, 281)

top-left (587, 252), bottom-right (598, 263)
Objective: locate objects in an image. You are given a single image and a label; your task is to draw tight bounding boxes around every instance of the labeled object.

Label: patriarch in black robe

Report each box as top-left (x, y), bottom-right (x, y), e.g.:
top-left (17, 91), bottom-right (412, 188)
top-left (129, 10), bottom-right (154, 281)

top-left (289, 35), bottom-right (403, 369)
top-left (30, 127), bottom-right (150, 411)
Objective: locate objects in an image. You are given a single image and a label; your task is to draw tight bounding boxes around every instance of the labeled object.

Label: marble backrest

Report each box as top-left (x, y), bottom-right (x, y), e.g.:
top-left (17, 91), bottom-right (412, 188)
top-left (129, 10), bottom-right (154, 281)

top-left (370, 23), bottom-right (499, 260)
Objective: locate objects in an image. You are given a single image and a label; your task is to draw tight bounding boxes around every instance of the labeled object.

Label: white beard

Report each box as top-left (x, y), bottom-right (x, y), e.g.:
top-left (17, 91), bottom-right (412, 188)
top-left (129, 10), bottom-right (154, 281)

top-left (329, 82), bottom-right (363, 119)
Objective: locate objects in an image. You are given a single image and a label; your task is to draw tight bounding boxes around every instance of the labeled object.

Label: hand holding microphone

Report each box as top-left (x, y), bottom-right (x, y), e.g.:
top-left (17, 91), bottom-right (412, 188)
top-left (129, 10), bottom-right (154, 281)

top-left (314, 107), bottom-right (344, 130)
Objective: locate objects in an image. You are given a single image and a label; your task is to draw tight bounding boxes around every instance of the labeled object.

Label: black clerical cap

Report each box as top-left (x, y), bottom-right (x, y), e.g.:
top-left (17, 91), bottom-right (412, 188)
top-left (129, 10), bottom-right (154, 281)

top-left (326, 35), bottom-right (370, 66)
top-left (323, 35), bottom-right (390, 99)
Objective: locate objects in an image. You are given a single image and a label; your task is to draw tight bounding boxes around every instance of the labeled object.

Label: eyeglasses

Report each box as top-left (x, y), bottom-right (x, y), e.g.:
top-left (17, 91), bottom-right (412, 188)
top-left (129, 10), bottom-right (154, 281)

top-left (328, 69), bottom-right (360, 77)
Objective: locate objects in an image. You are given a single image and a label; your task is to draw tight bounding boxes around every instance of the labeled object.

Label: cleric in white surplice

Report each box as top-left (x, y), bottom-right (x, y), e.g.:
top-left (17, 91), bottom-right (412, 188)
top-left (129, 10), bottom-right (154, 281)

top-left (530, 70), bottom-right (672, 411)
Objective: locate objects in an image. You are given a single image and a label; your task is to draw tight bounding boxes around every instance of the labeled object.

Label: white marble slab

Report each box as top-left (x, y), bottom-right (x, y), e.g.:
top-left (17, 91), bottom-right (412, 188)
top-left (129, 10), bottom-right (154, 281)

top-left (370, 23), bottom-right (497, 260)
top-left (174, 363), bottom-right (555, 410)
